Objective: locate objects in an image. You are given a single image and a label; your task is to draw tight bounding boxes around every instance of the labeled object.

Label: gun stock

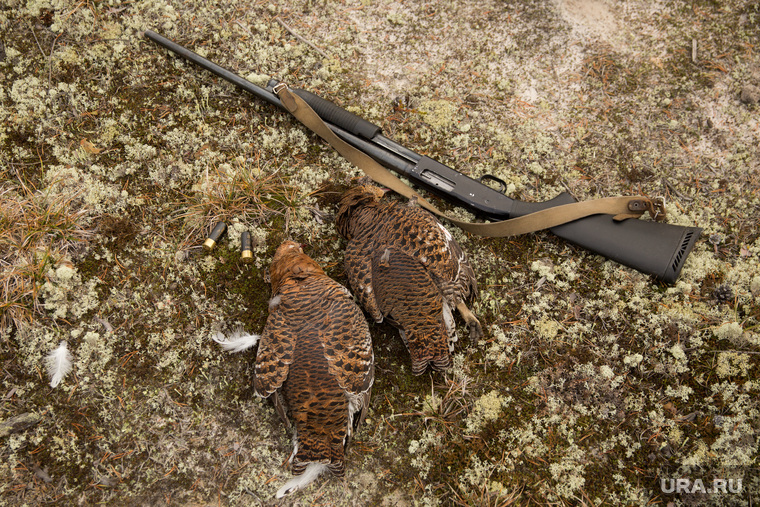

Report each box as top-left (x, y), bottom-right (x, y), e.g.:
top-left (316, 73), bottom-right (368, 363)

top-left (144, 29), bottom-right (702, 283)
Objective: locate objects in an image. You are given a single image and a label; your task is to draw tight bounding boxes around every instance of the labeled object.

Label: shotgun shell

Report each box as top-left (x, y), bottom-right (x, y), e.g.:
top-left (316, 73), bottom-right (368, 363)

top-left (240, 231), bottom-right (253, 263)
top-left (203, 222), bottom-right (227, 251)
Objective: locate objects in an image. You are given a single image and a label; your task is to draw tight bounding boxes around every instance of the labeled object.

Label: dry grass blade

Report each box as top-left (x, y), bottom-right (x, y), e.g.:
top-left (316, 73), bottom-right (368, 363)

top-left (412, 373), bottom-right (475, 436)
top-left (0, 181), bottom-right (94, 331)
top-left (169, 157), bottom-right (307, 246)
top-left (449, 481), bottom-right (524, 507)
top-left (1, 182), bottom-right (93, 259)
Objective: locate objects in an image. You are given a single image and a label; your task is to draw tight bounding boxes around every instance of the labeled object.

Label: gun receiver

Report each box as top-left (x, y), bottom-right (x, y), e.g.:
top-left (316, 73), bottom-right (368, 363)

top-left (144, 30), bottom-right (701, 283)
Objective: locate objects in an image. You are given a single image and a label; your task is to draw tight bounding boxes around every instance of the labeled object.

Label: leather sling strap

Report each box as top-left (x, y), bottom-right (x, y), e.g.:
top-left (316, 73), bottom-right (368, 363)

top-left (274, 84), bottom-right (663, 237)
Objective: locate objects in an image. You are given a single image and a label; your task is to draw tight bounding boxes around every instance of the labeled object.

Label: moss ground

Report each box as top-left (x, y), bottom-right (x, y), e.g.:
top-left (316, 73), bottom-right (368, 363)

top-left (1, 0), bottom-right (759, 505)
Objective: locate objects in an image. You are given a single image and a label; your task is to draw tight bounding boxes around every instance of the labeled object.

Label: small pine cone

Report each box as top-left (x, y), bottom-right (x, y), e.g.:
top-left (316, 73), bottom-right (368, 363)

top-left (713, 284), bottom-right (734, 304)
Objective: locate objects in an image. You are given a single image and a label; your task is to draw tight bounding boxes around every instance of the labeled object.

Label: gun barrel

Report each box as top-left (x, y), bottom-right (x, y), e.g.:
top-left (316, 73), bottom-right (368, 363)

top-left (145, 30), bottom-right (282, 107)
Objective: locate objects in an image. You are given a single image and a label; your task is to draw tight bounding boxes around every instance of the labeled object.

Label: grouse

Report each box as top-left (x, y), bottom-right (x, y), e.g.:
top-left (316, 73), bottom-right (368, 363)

top-left (214, 240), bottom-right (374, 497)
top-left (336, 185), bottom-right (482, 375)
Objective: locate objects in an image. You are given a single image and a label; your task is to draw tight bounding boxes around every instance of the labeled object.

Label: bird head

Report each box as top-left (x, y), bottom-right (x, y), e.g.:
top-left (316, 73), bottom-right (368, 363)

top-left (269, 241), bottom-right (325, 293)
top-left (335, 185), bottom-right (386, 240)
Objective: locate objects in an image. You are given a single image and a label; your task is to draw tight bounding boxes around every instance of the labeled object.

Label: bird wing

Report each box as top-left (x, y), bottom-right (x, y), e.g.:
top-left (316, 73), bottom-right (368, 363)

top-left (317, 279), bottom-right (375, 397)
top-left (391, 204), bottom-right (478, 303)
top-left (370, 246), bottom-right (452, 373)
top-left (344, 239), bottom-right (384, 322)
top-left (254, 295), bottom-right (297, 398)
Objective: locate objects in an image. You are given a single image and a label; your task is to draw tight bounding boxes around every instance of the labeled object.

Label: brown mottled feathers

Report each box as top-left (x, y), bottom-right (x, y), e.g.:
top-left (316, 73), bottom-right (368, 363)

top-left (371, 247), bottom-right (453, 373)
top-left (254, 241), bottom-right (374, 477)
top-left (336, 185), bottom-right (482, 375)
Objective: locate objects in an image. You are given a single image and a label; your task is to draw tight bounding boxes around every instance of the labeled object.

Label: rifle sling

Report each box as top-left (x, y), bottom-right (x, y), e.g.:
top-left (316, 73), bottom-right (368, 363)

top-left (275, 84), bottom-right (658, 237)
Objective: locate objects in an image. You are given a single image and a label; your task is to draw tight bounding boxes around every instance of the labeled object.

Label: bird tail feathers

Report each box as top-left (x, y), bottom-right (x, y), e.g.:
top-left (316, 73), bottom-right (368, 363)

top-left (408, 329), bottom-right (452, 375)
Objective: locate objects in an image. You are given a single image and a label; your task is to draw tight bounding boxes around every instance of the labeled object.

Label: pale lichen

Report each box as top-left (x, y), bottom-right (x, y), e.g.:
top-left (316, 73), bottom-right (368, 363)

top-left (2, 0), bottom-right (760, 505)
top-left (464, 389), bottom-right (510, 435)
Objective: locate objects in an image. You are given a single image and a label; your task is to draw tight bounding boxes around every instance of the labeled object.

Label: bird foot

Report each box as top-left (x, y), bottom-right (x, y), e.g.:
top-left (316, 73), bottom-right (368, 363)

top-left (456, 302), bottom-right (483, 343)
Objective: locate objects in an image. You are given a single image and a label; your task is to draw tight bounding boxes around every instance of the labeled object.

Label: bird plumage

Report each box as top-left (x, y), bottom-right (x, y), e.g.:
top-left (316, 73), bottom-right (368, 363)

top-left (252, 241), bottom-right (374, 495)
top-left (336, 185), bottom-right (482, 375)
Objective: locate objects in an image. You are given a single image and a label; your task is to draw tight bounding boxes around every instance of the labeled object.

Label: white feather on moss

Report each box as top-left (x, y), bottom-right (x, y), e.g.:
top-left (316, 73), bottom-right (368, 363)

top-left (46, 341), bottom-right (73, 388)
top-left (212, 330), bottom-right (260, 353)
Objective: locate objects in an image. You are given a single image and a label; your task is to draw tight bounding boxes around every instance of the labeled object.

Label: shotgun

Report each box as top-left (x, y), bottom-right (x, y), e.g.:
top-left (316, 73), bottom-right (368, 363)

top-left (144, 30), bottom-right (701, 284)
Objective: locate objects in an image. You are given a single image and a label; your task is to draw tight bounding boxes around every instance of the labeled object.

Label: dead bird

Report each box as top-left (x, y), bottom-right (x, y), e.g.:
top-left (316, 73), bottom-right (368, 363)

top-left (335, 184), bottom-right (482, 375)
top-left (214, 240), bottom-right (374, 497)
